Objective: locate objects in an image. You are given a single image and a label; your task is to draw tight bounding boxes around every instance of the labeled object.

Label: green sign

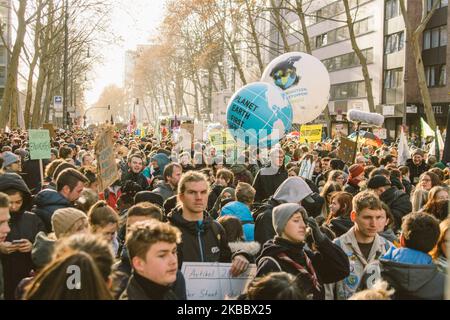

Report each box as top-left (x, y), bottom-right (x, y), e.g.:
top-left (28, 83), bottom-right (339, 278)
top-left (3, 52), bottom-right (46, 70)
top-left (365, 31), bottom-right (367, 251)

top-left (29, 130), bottom-right (51, 160)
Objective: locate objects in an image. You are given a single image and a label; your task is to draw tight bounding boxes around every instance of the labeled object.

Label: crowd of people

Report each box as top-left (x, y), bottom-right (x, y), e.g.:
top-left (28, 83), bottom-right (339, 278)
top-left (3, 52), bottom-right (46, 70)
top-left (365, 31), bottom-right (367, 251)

top-left (0, 126), bottom-right (448, 300)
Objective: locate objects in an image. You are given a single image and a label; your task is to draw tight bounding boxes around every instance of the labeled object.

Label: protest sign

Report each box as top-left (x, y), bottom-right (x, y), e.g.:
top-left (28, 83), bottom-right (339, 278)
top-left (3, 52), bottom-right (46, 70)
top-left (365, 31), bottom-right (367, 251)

top-left (208, 129), bottom-right (236, 151)
top-left (42, 123), bottom-right (56, 138)
top-left (338, 137), bottom-right (357, 165)
top-left (299, 124), bottom-right (323, 143)
top-left (29, 130), bottom-right (51, 160)
top-left (181, 262), bottom-right (257, 300)
top-left (94, 126), bottom-right (119, 191)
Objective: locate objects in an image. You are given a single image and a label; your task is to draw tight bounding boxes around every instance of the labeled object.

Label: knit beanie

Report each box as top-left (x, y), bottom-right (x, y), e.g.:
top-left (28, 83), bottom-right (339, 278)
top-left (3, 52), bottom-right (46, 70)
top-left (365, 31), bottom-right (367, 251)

top-left (51, 208), bottom-right (87, 238)
top-left (412, 149), bottom-right (425, 158)
top-left (349, 164), bottom-right (364, 179)
top-left (272, 203), bottom-right (306, 236)
top-left (2, 151), bottom-right (19, 168)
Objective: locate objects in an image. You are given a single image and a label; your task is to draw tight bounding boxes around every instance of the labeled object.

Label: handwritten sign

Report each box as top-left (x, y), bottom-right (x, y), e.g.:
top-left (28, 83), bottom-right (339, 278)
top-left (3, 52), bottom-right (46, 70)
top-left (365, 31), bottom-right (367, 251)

top-left (299, 124), bottom-right (323, 143)
top-left (181, 262), bottom-right (257, 300)
top-left (29, 130), bottom-right (51, 160)
top-left (338, 137), bottom-right (357, 165)
top-left (94, 126), bottom-right (119, 191)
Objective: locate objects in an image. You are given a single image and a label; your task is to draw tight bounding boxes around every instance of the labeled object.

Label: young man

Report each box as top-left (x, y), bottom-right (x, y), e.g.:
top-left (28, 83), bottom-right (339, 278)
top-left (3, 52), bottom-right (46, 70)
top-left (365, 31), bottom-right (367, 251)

top-left (167, 171), bottom-right (250, 276)
top-left (406, 149), bottom-right (429, 185)
top-left (0, 193), bottom-right (11, 300)
top-left (32, 168), bottom-right (88, 233)
top-left (0, 173), bottom-right (45, 300)
top-left (325, 191), bottom-right (392, 300)
top-left (121, 220), bottom-right (185, 300)
top-left (153, 163), bottom-right (182, 201)
top-left (380, 212), bottom-right (445, 300)
top-left (121, 153), bottom-right (149, 190)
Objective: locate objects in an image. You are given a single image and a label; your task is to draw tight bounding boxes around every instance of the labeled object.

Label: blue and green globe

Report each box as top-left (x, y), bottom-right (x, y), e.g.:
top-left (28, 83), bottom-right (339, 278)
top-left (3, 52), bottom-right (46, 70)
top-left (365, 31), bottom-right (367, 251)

top-left (226, 82), bottom-right (293, 148)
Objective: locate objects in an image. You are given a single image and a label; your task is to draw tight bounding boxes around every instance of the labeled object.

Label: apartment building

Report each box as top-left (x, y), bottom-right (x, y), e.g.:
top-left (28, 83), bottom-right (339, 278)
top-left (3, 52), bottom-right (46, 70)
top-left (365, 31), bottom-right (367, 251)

top-left (0, 0), bottom-right (11, 104)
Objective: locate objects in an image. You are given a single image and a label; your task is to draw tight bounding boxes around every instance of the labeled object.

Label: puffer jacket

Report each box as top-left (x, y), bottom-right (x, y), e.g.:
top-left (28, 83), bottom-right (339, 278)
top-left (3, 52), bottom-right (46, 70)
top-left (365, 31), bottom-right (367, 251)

top-left (324, 227), bottom-right (392, 300)
top-left (380, 247), bottom-right (445, 300)
top-left (220, 201), bottom-right (255, 241)
top-left (31, 189), bottom-right (72, 233)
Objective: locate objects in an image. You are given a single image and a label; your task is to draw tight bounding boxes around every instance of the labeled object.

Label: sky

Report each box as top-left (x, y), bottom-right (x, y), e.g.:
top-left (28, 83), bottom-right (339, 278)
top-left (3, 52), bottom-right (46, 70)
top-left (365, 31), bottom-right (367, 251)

top-left (84, 0), bottom-right (166, 106)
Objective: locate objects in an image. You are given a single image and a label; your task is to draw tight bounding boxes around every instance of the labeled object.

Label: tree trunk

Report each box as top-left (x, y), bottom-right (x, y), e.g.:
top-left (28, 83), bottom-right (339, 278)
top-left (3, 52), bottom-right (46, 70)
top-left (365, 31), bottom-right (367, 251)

top-left (343, 0), bottom-right (375, 113)
top-left (244, 0), bottom-right (264, 74)
top-left (270, 0), bottom-right (290, 52)
top-left (0, 0), bottom-right (28, 128)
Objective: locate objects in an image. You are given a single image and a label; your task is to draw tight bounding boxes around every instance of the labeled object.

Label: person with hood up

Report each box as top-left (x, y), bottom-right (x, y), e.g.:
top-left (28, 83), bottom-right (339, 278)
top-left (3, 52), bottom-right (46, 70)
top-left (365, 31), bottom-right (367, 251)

top-left (255, 203), bottom-right (350, 300)
top-left (252, 147), bottom-right (288, 203)
top-left (0, 173), bottom-right (45, 299)
top-left (143, 153), bottom-right (171, 181)
top-left (253, 177), bottom-right (320, 246)
top-left (380, 212), bottom-right (445, 300)
top-left (0, 193), bottom-right (11, 300)
top-left (220, 182), bottom-right (256, 241)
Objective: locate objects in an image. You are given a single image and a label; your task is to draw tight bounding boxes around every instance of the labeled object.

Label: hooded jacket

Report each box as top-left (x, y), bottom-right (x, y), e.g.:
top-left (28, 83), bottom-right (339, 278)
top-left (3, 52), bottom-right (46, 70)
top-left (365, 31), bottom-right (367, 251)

top-left (252, 165), bottom-right (288, 203)
top-left (220, 201), bottom-right (255, 241)
top-left (380, 247), bottom-right (445, 300)
top-left (143, 153), bottom-right (171, 179)
top-left (324, 227), bottom-right (392, 300)
top-left (120, 272), bottom-right (185, 300)
top-left (380, 187), bottom-right (412, 230)
top-left (152, 182), bottom-right (175, 201)
top-left (256, 237), bottom-right (350, 300)
top-left (167, 207), bottom-right (233, 265)
top-left (0, 173), bottom-right (33, 210)
top-left (253, 177), bottom-right (315, 246)
top-left (31, 189), bottom-right (72, 233)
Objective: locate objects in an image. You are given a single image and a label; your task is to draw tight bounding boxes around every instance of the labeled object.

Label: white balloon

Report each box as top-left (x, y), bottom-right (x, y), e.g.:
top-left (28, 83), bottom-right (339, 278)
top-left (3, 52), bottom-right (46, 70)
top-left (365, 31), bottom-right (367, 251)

top-left (261, 52), bottom-right (330, 124)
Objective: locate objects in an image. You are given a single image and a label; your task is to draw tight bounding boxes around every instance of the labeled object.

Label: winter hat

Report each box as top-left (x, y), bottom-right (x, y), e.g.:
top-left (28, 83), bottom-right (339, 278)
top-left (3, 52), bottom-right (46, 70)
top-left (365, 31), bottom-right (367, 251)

top-left (51, 208), bottom-right (87, 239)
top-left (273, 177), bottom-right (315, 204)
top-left (2, 151), bottom-right (20, 168)
top-left (272, 203), bottom-right (307, 236)
top-left (348, 164), bottom-right (364, 179)
top-left (367, 175), bottom-right (391, 189)
top-left (134, 191), bottom-right (164, 207)
top-left (412, 149), bottom-right (424, 157)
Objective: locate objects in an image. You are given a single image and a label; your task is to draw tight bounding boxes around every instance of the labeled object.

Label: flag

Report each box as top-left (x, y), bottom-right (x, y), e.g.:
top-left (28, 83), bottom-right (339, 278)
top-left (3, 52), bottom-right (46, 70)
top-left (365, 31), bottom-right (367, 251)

top-left (429, 126), bottom-right (444, 161)
top-left (421, 117), bottom-right (435, 137)
top-left (398, 127), bottom-right (410, 165)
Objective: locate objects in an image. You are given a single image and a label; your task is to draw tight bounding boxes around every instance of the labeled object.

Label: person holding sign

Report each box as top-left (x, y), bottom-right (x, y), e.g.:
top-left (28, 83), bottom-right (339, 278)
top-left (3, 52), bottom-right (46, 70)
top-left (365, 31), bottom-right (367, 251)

top-left (167, 171), bottom-right (251, 277)
top-left (256, 203), bottom-right (349, 300)
top-left (121, 220), bottom-right (185, 300)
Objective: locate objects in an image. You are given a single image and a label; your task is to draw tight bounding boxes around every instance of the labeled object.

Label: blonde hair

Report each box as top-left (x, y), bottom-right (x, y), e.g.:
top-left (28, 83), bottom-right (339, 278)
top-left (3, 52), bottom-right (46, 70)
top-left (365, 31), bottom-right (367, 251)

top-left (349, 280), bottom-right (395, 300)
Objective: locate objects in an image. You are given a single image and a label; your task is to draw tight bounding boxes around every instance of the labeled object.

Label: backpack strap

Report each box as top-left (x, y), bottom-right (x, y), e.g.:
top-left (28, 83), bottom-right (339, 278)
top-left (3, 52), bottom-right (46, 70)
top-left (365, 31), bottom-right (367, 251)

top-left (257, 256), bottom-right (282, 272)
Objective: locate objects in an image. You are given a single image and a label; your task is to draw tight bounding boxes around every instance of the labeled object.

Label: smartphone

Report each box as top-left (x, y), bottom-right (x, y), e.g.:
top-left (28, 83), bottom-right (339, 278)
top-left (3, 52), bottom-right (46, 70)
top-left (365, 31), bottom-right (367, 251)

top-left (12, 239), bottom-right (26, 244)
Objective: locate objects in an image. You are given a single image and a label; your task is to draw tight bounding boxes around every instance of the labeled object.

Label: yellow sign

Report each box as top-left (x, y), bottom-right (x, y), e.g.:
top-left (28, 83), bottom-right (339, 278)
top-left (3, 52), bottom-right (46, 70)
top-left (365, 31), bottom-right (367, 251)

top-left (208, 129), bottom-right (236, 151)
top-left (299, 124), bottom-right (323, 143)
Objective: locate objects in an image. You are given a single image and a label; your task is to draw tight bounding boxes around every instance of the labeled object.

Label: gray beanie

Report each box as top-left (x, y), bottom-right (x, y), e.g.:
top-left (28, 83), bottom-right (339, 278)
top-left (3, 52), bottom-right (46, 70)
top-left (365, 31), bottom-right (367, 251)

top-left (2, 151), bottom-right (19, 168)
top-left (272, 203), bottom-right (306, 236)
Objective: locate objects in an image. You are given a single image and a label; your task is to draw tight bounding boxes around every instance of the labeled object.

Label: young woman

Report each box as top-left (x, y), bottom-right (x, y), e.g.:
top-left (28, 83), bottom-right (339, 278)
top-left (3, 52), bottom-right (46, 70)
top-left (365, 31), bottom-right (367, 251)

top-left (430, 218), bottom-right (449, 274)
top-left (417, 172), bottom-right (441, 191)
top-left (320, 181), bottom-right (342, 218)
top-left (325, 192), bottom-right (353, 237)
top-left (421, 186), bottom-right (450, 221)
top-left (88, 201), bottom-right (120, 254)
top-left (255, 203), bottom-right (349, 300)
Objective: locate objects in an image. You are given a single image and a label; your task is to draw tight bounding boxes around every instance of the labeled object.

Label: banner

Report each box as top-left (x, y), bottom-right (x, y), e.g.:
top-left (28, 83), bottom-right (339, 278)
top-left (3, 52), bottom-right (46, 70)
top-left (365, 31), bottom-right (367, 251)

top-left (29, 130), bottom-right (51, 160)
top-left (181, 262), bottom-right (256, 300)
top-left (338, 137), bottom-right (357, 165)
top-left (299, 124), bottom-right (323, 144)
top-left (94, 126), bottom-right (119, 191)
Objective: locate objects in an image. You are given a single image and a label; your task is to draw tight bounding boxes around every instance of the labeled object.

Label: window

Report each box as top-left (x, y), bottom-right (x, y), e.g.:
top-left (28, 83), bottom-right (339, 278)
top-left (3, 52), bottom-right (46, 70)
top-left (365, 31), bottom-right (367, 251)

top-left (385, 31), bottom-right (405, 54)
top-left (425, 64), bottom-right (446, 87)
top-left (423, 25), bottom-right (447, 50)
top-left (322, 48), bottom-right (374, 72)
top-left (331, 80), bottom-right (367, 100)
top-left (385, 0), bottom-right (399, 20)
top-left (427, 0), bottom-right (448, 11)
top-left (384, 68), bottom-right (403, 89)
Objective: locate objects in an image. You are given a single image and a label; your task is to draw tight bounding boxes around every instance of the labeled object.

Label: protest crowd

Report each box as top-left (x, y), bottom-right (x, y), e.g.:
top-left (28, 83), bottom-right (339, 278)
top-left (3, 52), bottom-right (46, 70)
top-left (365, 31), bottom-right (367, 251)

top-left (0, 123), bottom-right (448, 301)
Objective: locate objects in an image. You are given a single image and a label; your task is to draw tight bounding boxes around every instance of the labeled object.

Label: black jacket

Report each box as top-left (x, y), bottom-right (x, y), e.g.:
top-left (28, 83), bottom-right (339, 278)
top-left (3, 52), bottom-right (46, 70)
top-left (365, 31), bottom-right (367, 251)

top-left (167, 208), bottom-right (233, 266)
top-left (381, 259), bottom-right (445, 300)
top-left (343, 182), bottom-right (360, 196)
top-left (207, 184), bottom-right (224, 211)
top-left (31, 189), bottom-right (72, 233)
top-left (120, 272), bottom-right (184, 300)
top-left (121, 171), bottom-right (149, 190)
top-left (252, 166), bottom-right (288, 203)
top-left (406, 159), bottom-right (429, 185)
top-left (327, 216), bottom-right (353, 238)
top-left (380, 187), bottom-right (412, 230)
top-left (253, 198), bottom-right (280, 246)
top-left (256, 237), bottom-right (349, 300)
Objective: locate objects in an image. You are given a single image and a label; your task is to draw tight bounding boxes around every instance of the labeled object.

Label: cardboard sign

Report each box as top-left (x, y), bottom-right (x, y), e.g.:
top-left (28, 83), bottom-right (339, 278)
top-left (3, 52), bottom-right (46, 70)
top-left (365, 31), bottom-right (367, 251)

top-left (42, 123), bottom-right (56, 138)
top-left (94, 126), bottom-right (119, 191)
top-left (29, 130), bottom-right (51, 160)
top-left (299, 124), bottom-right (323, 143)
top-left (181, 262), bottom-right (257, 300)
top-left (208, 129), bottom-right (236, 151)
top-left (338, 137), bottom-right (357, 165)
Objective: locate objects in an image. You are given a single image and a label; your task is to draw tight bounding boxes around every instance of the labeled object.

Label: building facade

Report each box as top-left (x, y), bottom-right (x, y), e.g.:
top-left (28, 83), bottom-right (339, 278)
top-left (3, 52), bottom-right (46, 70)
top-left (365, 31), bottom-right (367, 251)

top-left (0, 0), bottom-right (11, 104)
